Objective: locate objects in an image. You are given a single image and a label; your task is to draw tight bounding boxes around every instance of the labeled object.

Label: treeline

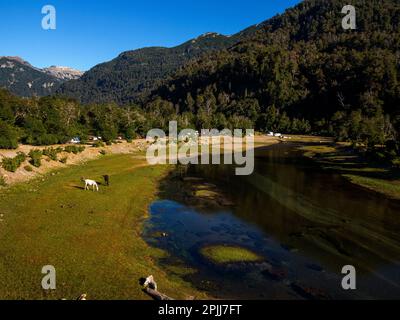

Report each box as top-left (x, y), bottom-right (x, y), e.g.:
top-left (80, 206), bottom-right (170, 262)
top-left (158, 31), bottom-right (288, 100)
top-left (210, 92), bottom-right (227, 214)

top-left (1, 88), bottom-right (270, 149)
top-left (0, 88), bottom-right (143, 148)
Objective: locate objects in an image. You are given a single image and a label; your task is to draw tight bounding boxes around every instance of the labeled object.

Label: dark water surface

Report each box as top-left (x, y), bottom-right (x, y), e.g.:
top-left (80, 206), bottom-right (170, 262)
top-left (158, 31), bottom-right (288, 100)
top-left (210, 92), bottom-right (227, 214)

top-left (144, 144), bottom-right (400, 299)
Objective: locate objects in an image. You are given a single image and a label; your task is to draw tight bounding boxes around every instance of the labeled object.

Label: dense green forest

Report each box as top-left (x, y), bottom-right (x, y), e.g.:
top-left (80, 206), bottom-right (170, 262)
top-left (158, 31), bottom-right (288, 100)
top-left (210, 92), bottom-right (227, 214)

top-left (0, 88), bottom-right (153, 147)
top-left (0, 88), bottom-right (238, 147)
top-left (146, 0), bottom-right (400, 148)
top-left (0, 0), bottom-right (399, 162)
top-left (56, 33), bottom-right (242, 105)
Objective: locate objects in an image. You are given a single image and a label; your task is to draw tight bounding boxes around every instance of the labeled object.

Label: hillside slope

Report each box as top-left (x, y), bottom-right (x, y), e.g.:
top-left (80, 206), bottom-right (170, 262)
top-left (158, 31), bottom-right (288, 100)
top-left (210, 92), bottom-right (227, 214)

top-left (56, 31), bottom-right (258, 105)
top-left (0, 57), bottom-right (63, 97)
top-left (146, 0), bottom-right (400, 140)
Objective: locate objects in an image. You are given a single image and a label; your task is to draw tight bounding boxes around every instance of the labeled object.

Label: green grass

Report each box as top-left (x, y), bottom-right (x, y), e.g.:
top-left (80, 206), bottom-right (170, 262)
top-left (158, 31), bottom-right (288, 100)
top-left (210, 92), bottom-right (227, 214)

top-left (1, 152), bottom-right (27, 172)
top-left (299, 145), bottom-right (338, 158)
top-left (299, 144), bottom-right (400, 200)
top-left (200, 245), bottom-right (263, 264)
top-left (0, 175), bottom-right (6, 187)
top-left (343, 174), bottom-right (400, 200)
top-left (0, 154), bottom-right (207, 300)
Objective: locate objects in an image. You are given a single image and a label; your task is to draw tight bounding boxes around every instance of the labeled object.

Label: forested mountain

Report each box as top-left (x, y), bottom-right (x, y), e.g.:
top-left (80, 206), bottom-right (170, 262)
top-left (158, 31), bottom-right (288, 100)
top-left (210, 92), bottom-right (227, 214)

top-left (0, 0), bottom-right (399, 159)
top-left (0, 57), bottom-right (82, 97)
top-left (56, 31), bottom-right (258, 105)
top-left (145, 0), bottom-right (400, 146)
top-left (0, 56), bottom-right (63, 97)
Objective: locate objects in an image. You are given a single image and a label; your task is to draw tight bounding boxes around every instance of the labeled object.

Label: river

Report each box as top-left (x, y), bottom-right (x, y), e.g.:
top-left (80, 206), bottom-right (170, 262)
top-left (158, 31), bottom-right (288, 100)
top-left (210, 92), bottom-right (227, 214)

top-left (144, 143), bottom-right (400, 299)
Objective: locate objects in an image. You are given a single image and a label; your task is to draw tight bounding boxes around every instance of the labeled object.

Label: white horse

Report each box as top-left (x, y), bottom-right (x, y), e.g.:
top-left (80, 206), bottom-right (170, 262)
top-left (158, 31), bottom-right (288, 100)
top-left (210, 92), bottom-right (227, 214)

top-left (81, 178), bottom-right (99, 192)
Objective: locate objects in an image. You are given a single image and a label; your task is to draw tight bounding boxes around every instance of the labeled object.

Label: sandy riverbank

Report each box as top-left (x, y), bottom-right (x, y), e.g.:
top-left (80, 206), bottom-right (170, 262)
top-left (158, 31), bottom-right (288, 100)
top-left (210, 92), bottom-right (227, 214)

top-left (0, 140), bottom-right (148, 186)
top-left (0, 135), bottom-right (283, 187)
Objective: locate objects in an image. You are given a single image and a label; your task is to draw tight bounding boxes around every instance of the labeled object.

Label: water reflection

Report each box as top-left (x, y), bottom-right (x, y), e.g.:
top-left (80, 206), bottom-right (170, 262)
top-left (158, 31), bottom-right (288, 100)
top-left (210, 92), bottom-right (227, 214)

top-left (144, 144), bottom-right (400, 299)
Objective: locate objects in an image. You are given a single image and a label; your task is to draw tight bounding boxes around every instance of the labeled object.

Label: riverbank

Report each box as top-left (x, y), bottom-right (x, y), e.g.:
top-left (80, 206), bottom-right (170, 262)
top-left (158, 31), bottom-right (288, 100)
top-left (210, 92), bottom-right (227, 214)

top-left (0, 153), bottom-right (213, 299)
top-left (298, 143), bottom-right (400, 200)
top-left (145, 138), bottom-right (400, 300)
top-left (0, 135), bottom-right (280, 187)
top-left (0, 135), bottom-right (285, 299)
top-left (0, 135), bottom-right (399, 299)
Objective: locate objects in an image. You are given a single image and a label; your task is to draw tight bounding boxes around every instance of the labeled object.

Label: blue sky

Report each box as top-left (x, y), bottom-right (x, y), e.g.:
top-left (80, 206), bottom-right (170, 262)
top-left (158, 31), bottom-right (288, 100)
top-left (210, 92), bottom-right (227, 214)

top-left (0, 0), bottom-right (301, 71)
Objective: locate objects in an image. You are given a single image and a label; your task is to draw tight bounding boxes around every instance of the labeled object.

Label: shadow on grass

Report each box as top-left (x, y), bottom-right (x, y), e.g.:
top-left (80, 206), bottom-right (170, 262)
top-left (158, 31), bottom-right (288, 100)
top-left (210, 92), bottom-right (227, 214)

top-left (299, 142), bottom-right (400, 182)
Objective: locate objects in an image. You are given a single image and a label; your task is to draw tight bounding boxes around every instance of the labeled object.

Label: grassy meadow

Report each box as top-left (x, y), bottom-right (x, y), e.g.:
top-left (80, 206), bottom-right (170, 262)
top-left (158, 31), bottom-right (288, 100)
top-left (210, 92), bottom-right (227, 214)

top-left (299, 144), bottom-right (400, 200)
top-left (0, 153), bottom-right (207, 300)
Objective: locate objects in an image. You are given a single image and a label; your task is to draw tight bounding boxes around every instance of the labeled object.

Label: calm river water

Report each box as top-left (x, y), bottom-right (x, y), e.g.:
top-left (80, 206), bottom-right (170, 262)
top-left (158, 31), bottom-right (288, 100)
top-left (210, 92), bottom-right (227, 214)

top-left (144, 144), bottom-right (400, 299)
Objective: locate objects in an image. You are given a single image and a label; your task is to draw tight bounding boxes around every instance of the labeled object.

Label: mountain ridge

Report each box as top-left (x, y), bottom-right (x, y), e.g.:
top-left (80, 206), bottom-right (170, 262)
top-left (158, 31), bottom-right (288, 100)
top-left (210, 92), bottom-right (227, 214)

top-left (0, 17), bottom-right (267, 102)
top-left (0, 56), bottom-right (83, 96)
top-left (0, 0), bottom-right (399, 153)
top-left (0, 56), bottom-right (62, 97)
top-left (42, 66), bottom-right (83, 81)
top-left (56, 24), bottom-right (266, 104)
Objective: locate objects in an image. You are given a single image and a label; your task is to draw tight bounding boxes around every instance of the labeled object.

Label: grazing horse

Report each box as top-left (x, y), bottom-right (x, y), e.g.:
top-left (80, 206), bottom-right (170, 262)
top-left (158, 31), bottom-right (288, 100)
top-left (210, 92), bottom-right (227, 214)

top-left (81, 178), bottom-right (99, 191)
top-left (103, 175), bottom-right (110, 186)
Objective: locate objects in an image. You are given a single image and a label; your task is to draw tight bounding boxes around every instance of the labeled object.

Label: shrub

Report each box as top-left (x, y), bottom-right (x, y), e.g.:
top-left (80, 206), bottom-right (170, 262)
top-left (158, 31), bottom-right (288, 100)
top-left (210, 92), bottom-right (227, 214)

top-left (24, 165), bottom-right (33, 172)
top-left (34, 134), bottom-right (59, 146)
top-left (100, 128), bottom-right (118, 143)
top-left (28, 150), bottom-right (43, 167)
top-left (60, 157), bottom-right (68, 164)
top-left (392, 158), bottom-right (400, 169)
top-left (63, 146), bottom-right (73, 153)
top-left (2, 157), bottom-right (17, 172)
top-left (0, 121), bottom-right (19, 149)
top-left (1, 152), bottom-right (26, 172)
top-left (64, 145), bottom-right (85, 154)
top-left (43, 147), bottom-right (58, 161)
top-left (0, 175), bottom-right (6, 187)
top-left (93, 141), bottom-right (105, 148)
top-left (16, 152), bottom-right (27, 163)
top-left (14, 152), bottom-right (27, 170)
top-left (64, 146), bottom-right (74, 154)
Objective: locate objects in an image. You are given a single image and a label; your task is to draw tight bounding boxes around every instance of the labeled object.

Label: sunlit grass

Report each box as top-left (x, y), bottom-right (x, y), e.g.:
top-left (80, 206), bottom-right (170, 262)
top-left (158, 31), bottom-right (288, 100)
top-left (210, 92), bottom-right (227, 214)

top-left (343, 174), bottom-right (400, 200)
top-left (299, 143), bottom-right (400, 200)
top-left (200, 245), bottom-right (263, 264)
top-left (0, 154), bottom-right (207, 300)
top-left (299, 145), bottom-right (338, 158)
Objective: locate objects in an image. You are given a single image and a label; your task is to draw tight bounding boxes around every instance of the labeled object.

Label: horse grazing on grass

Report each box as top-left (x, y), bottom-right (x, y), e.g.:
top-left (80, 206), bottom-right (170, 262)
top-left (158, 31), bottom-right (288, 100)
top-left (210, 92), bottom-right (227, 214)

top-left (103, 175), bottom-right (110, 186)
top-left (81, 178), bottom-right (99, 192)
